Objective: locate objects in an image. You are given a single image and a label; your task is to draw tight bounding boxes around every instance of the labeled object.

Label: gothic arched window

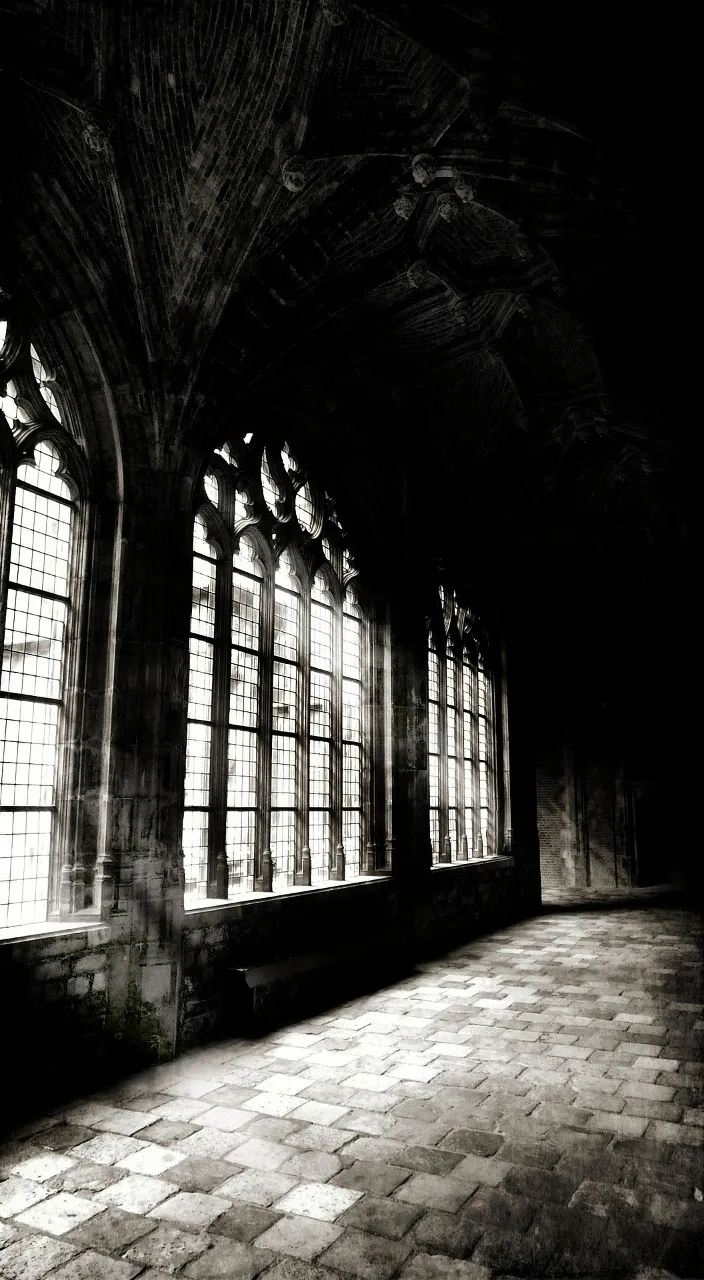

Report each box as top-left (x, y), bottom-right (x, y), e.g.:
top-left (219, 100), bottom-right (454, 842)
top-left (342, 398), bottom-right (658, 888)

top-left (0, 323), bottom-right (87, 928)
top-left (183, 437), bottom-right (370, 900)
top-left (427, 588), bottom-right (496, 863)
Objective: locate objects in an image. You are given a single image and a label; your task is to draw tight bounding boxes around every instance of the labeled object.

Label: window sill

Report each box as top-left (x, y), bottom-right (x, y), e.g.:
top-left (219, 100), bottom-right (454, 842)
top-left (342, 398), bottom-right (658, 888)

top-left (0, 918), bottom-right (110, 945)
top-left (429, 854), bottom-right (514, 871)
top-left (184, 872), bottom-right (393, 915)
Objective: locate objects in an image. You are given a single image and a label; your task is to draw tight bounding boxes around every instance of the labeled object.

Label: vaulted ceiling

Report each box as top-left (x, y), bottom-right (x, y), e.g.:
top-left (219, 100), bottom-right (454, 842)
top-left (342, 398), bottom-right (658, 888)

top-left (0, 0), bottom-right (692, 601)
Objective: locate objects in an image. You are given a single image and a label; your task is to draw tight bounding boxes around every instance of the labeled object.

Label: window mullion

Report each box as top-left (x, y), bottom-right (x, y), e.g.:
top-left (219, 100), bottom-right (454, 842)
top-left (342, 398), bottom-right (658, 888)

top-left (208, 548), bottom-right (231, 897)
top-left (256, 559), bottom-right (275, 888)
top-left (472, 659), bottom-right (481, 855)
top-left (330, 596), bottom-right (343, 876)
top-left (297, 582), bottom-right (311, 884)
top-left (437, 646), bottom-right (449, 861)
top-left (455, 649), bottom-right (466, 860)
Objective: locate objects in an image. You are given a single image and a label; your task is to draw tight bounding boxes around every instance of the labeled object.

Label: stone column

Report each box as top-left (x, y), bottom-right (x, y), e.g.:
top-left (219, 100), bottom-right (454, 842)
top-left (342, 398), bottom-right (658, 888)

top-left (99, 466), bottom-right (191, 1066)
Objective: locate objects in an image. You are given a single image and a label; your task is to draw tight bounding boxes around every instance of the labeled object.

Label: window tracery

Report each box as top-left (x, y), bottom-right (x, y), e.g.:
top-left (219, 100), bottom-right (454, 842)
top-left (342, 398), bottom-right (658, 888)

top-left (0, 320), bottom-right (85, 928)
top-left (427, 588), bottom-right (496, 863)
top-left (184, 437), bottom-right (370, 900)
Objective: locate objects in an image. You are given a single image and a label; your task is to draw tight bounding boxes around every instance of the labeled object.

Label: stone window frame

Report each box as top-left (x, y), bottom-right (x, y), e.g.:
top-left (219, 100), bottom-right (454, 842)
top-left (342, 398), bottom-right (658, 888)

top-left (0, 311), bottom-right (91, 929)
top-left (183, 432), bottom-right (379, 901)
top-left (427, 587), bottom-right (497, 863)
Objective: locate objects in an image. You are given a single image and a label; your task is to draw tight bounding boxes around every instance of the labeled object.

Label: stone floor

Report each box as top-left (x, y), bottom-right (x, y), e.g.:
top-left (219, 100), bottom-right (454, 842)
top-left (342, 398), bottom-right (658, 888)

top-left (1, 902), bottom-right (703, 1280)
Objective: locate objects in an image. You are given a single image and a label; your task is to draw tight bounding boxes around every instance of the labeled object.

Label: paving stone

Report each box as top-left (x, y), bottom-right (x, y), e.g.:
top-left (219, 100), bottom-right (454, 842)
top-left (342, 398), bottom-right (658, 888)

top-left (138, 1120), bottom-right (200, 1146)
top-left (9, 1153), bottom-right (77, 1183)
top-left (278, 1150), bottom-right (341, 1181)
top-left (175, 1128), bottom-right (244, 1159)
top-left (395, 1172), bottom-right (474, 1212)
top-left (149, 1191), bottom-right (232, 1229)
top-left (160, 1157), bottom-right (233, 1193)
top-left (318, 1228), bottom-right (412, 1279)
top-left (588, 1110), bottom-right (649, 1137)
top-left (252, 1214), bottom-right (342, 1260)
top-left (182, 1238), bottom-right (274, 1278)
top-left (215, 1169), bottom-right (298, 1207)
top-left (47, 1252), bottom-right (142, 1280)
top-left (44, 1162), bottom-right (125, 1194)
top-left (646, 1120), bottom-right (704, 1145)
top-left (411, 1208), bottom-right (483, 1258)
top-left (123, 1223), bottom-right (212, 1272)
top-left (67, 1205), bottom-right (158, 1251)
top-left (448, 1154), bottom-right (513, 1186)
top-left (283, 1124), bottom-right (350, 1153)
top-left (333, 1158), bottom-right (411, 1196)
top-left (569, 1179), bottom-right (645, 1218)
top-left (503, 1164), bottom-right (581, 1204)
top-left (209, 1202), bottom-right (281, 1241)
top-left (462, 1184), bottom-right (535, 1232)
top-left (35, 1124), bottom-right (95, 1152)
top-left (16, 1191), bottom-right (106, 1234)
top-left (338, 1194), bottom-right (422, 1239)
top-left (439, 1130), bottom-right (504, 1158)
top-left (96, 1174), bottom-right (177, 1214)
top-left (395, 1146), bottom-right (465, 1176)
top-left (69, 1134), bottom-right (147, 1165)
top-left (0, 1234), bottom-right (78, 1279)
top-left (225, 1139), bottom-right (292, 1171)
top-left (400, 1254), bottom-right (491, 1279)
top-left (117, 1143), bottom-right (186, 1176)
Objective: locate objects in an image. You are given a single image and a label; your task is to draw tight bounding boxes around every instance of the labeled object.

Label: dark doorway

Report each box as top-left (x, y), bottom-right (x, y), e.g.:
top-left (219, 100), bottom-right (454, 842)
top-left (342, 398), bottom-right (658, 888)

top-left (629, 783), bottom-right (672, 887)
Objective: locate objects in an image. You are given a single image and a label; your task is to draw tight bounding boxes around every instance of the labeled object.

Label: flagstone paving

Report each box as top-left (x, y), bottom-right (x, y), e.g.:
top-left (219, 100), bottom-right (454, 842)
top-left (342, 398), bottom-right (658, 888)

top-left (1, 901), bottom-right (702, 1277)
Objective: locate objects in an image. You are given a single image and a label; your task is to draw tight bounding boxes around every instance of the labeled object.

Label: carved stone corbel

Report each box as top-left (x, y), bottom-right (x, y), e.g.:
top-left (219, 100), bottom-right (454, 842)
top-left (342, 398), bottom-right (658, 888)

top-left (320, 0), bottom-right (347, 23)
top-left (393, 194), bottom-right (416, 220)
top-left (281, 155), bottom-right (308, 193)
top-left (436, 192), bottom-right (459, 221)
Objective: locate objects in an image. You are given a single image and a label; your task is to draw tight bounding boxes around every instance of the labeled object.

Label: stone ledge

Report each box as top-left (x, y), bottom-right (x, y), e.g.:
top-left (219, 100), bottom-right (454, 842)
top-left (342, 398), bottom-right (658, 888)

top-left (184, 872), bottom-right (393, 923)
top-left (0, 920), bottom-right (111, 950)
top-left (430, 855), bottom-right (514, 874)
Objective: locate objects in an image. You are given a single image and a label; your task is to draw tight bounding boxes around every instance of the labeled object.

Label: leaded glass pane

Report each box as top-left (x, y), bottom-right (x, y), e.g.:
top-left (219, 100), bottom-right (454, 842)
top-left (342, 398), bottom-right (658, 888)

top-left (17, 440), bottom-right (71, 500)
top-left (274, 588), bottom-right (299, 660)
top-left (30, 344), bottom-right (61, 422)
top-left (310, 670), bottom-right (331, 736)
top-left (230, 649), bottom-right (259, 728)
top-left (271, 734), bottom-right (296, 807)
top-left (309, 739), bottom-right (330, 808)
top-left (203, 471), bottom-right (219, 505)
top-left (311, 601), bottom-right (332, 671)
top-left (295, 482), bottom-right (315, 532)
top-left (308, 810), bottom-right (330, 883)
top-left (273, 661), bottom-right (297, 730)
top-left (234, 534), bottom-right (261, 576)
top-left (227, 728), bottom-right (257, 807)
top-left (232, 571), bottom-right (260, 648)
top-left (184, 722), bottom-right (211, 806)
top-left (191, 554), bottom-right (216, 637)
top-left (0, 696), bottom-right (58, 808)
top-left (261, 452), bottom-right (279, 512)
top-left (187, 637), bottom-right (213, 720)
top-left (182, 811), bottom-right (208, 898)
top-left (226, 810), bottom-right (254, 890)
top-left (271, 810), bottom-right (295, 888)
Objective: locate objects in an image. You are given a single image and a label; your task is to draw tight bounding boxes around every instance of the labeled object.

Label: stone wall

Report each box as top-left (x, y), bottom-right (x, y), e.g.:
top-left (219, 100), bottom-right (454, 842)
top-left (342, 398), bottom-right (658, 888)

top-left (0, 924), bottom-right (111, 1117)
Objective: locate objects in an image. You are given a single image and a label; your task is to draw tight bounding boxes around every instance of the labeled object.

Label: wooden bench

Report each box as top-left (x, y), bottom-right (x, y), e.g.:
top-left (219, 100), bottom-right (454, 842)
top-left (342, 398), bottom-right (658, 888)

top-left (228, 929), bottom-right (412, 1028)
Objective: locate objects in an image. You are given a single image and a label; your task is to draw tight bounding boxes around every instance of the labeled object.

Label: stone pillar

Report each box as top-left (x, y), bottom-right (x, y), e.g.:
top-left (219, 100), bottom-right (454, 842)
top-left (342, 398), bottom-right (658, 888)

top-left (99, 467), bottom-right (191, 1066)
top-left (389, 599), bottom-right (431, 883)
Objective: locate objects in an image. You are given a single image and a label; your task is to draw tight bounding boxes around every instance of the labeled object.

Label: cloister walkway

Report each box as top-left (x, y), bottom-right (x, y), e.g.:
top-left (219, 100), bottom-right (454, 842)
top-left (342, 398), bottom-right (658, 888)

top-left (1, 897), bottom-right (702, 1279)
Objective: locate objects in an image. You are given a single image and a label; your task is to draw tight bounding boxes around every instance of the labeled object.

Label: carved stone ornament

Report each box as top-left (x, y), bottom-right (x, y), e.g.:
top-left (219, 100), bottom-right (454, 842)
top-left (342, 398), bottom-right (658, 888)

top-left (552, 277), bottom-right (567, 299)
top-left (598, 392), bottom-right (612, 415)
top-left (82, 108), bottom-right (111, 154)
top-left (436, 191), bottom-right (458, 221)
top-left (394, 194), bottom-right (416, 220)
top-left (516, 234), bottom-right (532, 261)
top-left (517, 411), bottom-right (530, 431)
top-left (454, 177), bottom-right (476, 204)
top-left (411, 153), bottom-right (437, 186)
top-left (320, 0), bottom-right (347, 23)
top-left (407, 260), bottom-right (433, 288)
top-left (281, 155), bottom-right (308, 193)
top-left (514, 294), bottom-right (532, 317)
